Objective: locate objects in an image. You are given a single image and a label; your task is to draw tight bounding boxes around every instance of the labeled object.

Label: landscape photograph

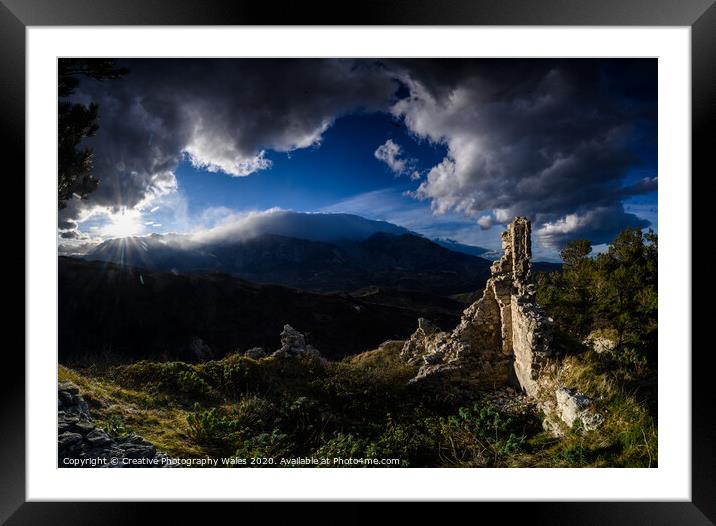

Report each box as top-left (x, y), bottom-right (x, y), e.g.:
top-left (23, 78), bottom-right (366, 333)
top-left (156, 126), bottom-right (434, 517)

top-left (57, 58), bottom-right (658, 468)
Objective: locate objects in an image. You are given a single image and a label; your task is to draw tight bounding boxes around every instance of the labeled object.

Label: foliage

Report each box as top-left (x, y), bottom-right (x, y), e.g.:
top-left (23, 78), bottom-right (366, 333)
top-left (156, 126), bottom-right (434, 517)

top-left (63, 334), bottom-right (656, 467)
top-left (537, 228), bottom-right (657, 372)
top-left (100, 414), bottom-right (133, 438)
top-left (58, 59), bottom-right (128, 209)
top-left (446, 400), bottom-right (528, 465)
top-left (233, 430), bottom-right (293, 462)
top-left (186, 405), bottom-right (243, 452)
top-left (313, 433), bottom-right (371, 462)
top-left (559, 444), bottom-right (588, 467)
top-left (59, 227), bottom-right (658, 467)
top-left (112, 360), bottom-right (220, 401)
top-left (58, 101), bottom-right (99, 208)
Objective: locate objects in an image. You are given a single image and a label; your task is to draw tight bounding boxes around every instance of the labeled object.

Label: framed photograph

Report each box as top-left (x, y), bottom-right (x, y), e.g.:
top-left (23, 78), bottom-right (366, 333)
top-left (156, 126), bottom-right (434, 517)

top-left (5, 0), bottom-right (714, 522)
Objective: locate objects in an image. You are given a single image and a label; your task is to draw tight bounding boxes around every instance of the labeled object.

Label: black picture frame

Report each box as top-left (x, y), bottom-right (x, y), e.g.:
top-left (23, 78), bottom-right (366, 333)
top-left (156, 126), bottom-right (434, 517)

top-left (3, 0), bottom-right (714, 523)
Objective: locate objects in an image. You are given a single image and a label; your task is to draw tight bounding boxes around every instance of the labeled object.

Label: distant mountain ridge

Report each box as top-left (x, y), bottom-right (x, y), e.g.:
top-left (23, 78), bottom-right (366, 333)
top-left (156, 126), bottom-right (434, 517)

top-left (187, 211), bottom-right (412, 244)
top-left (84, 212), bottom-right (501, 295)
top-left (61, 212), bottom-right (561, 363)
top-left (86, 231), bottom-right (494, 295)
top-left (83, 212), bottom-right (559, 295)
top-left (431, 238), bottom-right (491, 258)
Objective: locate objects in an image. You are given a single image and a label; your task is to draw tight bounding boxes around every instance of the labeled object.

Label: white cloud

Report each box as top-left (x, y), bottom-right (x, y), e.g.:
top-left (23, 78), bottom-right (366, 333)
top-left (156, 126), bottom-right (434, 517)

top-left (184, 147), bottom-right (272, 177)
top-left (60, 59), bottom-right (398, 225)
top-left (477, 215), bottom-right (493, 230)
top-left (176, 208), bottom-right (412, 247)
top-left (535, 205), bottom-right (648, 249)
top-left (374, 139), bottom-right (413, 176)
top-left (374, 138), bottom-right (421, 179)
top-left (389, 61), bottom-right (655, 246)
top-left (321, 188), bottom-right (502, 250)
top-left (58, 59), bottom-right (656, 252)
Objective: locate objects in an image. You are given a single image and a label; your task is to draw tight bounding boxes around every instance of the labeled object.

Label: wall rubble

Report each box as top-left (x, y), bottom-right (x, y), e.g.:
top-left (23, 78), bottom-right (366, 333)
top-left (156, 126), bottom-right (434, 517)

top-left (58, 381), bottom-right (173, 467)
top-left (401, 217), bottom-right (554, 394)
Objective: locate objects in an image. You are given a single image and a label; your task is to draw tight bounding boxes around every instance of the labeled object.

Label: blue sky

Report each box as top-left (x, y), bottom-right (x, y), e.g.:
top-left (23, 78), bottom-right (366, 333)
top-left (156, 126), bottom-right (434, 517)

top-left (62, 59), bottom-right (658, 260)
top-left (114, 112), bottom-right (504, 253)
top-left (82, 112), bottom-right (515, 252)
top-left (175, 113), bottom-right (445, 214)
top-left (128, 109), bottom-right (656, 260)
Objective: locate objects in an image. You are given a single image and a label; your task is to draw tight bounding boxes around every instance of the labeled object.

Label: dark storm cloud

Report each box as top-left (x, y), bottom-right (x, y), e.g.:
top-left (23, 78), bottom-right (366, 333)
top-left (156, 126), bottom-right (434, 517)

top-left (57, 240), bottom-right (98, 256)
top-left (387, 59), bottom-right (657, 248)
top-left (59, 58), bottom-right (656, 249)
top-left (59, 230), bottom-right (82, 239)
top-left (60, 59), bottom-right (399, 223)
top-left (536, 205), bottom-right (650, 248)
top-left (57, 216), bottom-right (78, 230)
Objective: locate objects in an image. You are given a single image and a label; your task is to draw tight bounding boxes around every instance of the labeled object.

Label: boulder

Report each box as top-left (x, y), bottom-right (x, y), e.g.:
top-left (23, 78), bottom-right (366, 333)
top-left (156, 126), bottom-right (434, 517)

top-left (555, 387), bottom-right (604, 431)
top-left (189, 337), bottom-right (213, 361)
top-left (58, 431), bottom-right (83, 452)
top-left (271, 325), bottom-right (324, 362)
top-left (57, 380), bottom-right (173, 467)
top-left (400, 318), bottom-right (442, 365)
top-left (280, 324), bottom-right (306, 351)
top-left (74, 420), bottom-right (96, 433)
top-left (244, 347), bottom-right (267, 360)
top-left (584, 330), bottom-right (618, 354)
top-left (86, 428), bottom-right (112, 447)
top-left (115, 434), bottom-right (157, 459)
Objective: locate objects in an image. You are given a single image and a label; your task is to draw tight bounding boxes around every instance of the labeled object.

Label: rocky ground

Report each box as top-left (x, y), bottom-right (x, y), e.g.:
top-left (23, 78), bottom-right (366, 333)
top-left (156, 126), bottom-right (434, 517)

top-left (58, 380), bottom-right (172, 468)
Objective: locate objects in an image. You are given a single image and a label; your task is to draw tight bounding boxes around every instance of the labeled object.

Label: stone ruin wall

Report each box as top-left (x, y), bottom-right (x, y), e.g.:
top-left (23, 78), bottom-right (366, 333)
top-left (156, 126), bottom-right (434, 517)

top-left (401, 217), bottom-right (554, 396)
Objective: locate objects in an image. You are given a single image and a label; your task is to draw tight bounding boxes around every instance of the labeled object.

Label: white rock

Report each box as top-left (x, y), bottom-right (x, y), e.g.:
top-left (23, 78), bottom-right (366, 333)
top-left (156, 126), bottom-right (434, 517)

top-left (555, 387), bottom-right (603, 431)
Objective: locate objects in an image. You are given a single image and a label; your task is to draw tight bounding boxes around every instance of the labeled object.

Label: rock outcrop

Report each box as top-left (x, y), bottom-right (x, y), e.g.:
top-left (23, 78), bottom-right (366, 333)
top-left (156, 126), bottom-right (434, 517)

top-left (554, 387), bottom-right (605, 431)
top-left (401, 217), bottom-right (605, 435)
top-left (542, 387), bottom-right (605, 436)
top-left (58, 381), bottom-right (172, 468)
top-left (244, 347), bottom-right (268, 360)
top-left (189, 337), bottom-right (213, 361)
top-left (583, 329), bottom-right (618, 355)
top-left (401, 217), bottom-right (553, 393)
top-left (401, 217), bottom-right (603, 435)
top-left (271, 325), bottom-right (325, 362)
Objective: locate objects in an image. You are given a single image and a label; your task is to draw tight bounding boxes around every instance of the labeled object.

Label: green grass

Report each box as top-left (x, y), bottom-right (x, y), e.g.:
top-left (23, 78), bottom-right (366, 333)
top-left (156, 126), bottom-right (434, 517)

top-left (59, 339), bottom-right (657, 467)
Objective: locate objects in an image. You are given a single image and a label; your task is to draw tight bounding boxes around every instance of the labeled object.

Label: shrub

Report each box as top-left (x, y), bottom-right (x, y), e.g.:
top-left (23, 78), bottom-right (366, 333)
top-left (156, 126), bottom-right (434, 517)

top-left (233, 429), bottom-right (293, 462)
top-left (100, 414), bottom-right (133, 438)
top-left (186, 404), bottom-right (243, 454)
top-left (111, 361), bottom-right (219, 401)
top-left (364, 414), bottom-right (441, 467)
top-left (176, 370), bottom-right (214, 396)
top-left (560, 444), bottom-right (588, 466)
top-left (447, 400), bottom-right (527, 465)
top-left (234, 396), bottom-right (278, 431)
top-left (321, 360), bottom-right (414, 419)
top-left (212, 358), bottom-right (265, 398)
top-left (313, 433), bottom-right (371, 463)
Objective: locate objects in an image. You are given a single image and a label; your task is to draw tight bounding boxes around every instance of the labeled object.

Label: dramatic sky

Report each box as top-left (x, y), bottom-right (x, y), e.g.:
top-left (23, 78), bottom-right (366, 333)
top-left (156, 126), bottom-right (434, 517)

top-left (58, 58), bottom-right (657, 260)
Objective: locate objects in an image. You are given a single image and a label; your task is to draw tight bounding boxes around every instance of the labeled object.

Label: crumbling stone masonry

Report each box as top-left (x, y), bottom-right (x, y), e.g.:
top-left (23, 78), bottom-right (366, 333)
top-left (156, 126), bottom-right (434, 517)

top-left (58, 381), bottom-right (173, 467)
top-left (401, 217), bottom-right (554, 395)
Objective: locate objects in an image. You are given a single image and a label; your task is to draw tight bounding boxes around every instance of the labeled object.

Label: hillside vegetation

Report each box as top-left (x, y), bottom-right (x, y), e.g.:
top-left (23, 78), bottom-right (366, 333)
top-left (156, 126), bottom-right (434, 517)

top-left (59, 228), bottom-right (657, 467)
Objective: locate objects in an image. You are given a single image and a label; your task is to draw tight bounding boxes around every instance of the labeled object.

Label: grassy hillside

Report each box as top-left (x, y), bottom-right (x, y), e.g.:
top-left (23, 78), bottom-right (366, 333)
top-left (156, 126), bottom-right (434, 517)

top-left (58, 227), bottom-right (657, 468)
top-left (60, 338), bottom-right (656, 467)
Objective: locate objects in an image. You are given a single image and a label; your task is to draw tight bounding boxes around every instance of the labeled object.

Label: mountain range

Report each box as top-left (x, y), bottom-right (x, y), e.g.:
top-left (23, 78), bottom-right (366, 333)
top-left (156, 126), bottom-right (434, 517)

top-left (84, 213), bottom-right (503, 295)
top-left (62, 213), bottom-right (559, 362)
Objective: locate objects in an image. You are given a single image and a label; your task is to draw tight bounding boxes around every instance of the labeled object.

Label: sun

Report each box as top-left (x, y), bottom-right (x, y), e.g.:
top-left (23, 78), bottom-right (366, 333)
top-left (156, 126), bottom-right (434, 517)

top-left (101, 209), bottom-right (144, 238)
